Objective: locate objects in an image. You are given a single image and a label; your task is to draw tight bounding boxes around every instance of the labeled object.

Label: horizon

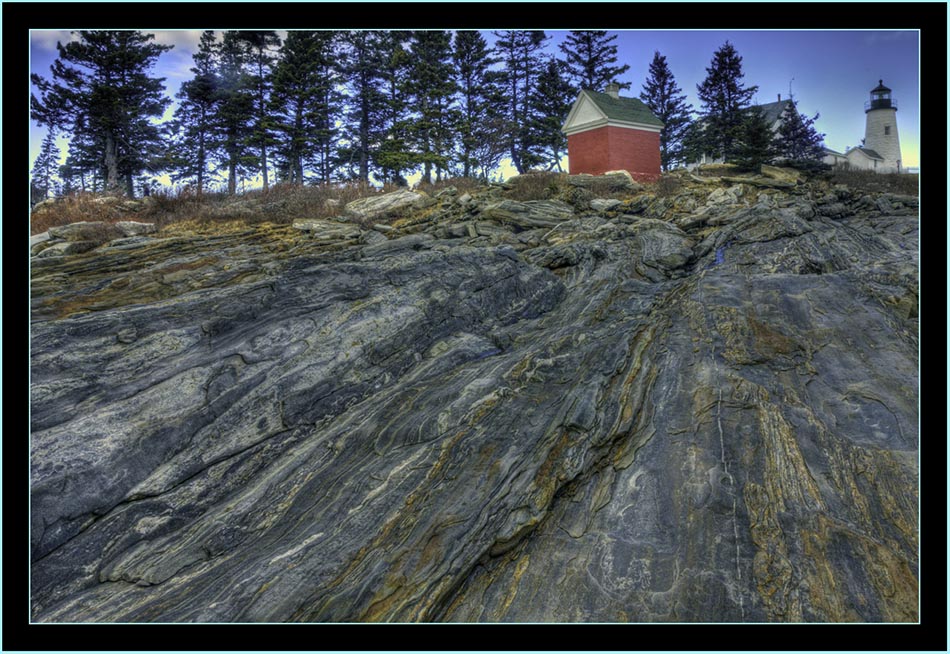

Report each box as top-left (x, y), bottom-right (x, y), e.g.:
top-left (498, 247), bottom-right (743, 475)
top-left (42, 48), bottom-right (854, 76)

top-left (29, 28), bottom-right (920, 190)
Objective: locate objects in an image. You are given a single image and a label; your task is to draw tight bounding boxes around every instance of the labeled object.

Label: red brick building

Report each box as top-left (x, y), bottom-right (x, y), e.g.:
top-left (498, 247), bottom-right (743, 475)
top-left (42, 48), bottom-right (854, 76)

top-left (561, 83), bottom-right (664, 182)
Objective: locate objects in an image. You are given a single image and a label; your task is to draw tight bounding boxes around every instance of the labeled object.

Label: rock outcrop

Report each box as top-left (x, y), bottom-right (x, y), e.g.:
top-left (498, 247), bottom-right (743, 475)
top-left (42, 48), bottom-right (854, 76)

top-left (30, 175), bottom-right (919, 623)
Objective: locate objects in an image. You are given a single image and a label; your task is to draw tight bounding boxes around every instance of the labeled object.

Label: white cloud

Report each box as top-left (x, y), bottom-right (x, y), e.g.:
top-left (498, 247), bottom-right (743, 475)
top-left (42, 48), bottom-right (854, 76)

top-left (151, 30), bottom-right (204, 53)
top-left (31, 30), bottom-right (77, 53)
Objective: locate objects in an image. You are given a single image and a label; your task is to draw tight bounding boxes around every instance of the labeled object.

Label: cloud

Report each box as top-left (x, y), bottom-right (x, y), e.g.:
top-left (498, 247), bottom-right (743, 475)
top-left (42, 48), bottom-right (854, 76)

top-left (151, 30), bottom-right (204, 53)
top-left (30, 30), bottom-right (77, 53)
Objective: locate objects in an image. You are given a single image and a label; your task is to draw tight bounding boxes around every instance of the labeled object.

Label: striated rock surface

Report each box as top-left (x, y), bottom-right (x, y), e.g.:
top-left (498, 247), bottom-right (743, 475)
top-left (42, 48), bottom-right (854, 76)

top-left (30, 177), bottom-right (918, 623)
top-left (343, 189), bottom-right (431, 221)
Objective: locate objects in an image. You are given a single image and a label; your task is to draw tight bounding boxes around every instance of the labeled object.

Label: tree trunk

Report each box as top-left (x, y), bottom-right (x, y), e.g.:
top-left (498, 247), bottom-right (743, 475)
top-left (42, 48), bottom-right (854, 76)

top-left (197, 136), bottom-right (205, 197)
top-left (104, 132), bottom-right (120, 194)
top-left (261, 142), bottom-right (269, 190)
top-left (197, 111), bottom-right (206, 197)
top-left (229, 161), bottom-right (237, 196)
top-left (259, 56), bottom-right (269, 191)
top-left (359, 115), bottom-right (369, 186)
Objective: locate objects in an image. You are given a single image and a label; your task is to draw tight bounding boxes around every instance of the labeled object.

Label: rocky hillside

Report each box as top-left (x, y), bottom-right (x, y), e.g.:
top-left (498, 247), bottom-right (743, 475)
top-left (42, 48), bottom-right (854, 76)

top-left (30, 167), bottom-right (919, 622)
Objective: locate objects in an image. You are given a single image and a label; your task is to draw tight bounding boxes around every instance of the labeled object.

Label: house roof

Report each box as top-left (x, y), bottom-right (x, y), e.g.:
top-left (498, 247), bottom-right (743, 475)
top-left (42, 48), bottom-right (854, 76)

top-left (691, 99), bottom-right (793, 131)
top-left (823, 147), bottom-right (846, 156)
top-left (581, 90), bottom-right (665, 128)
top-left (755, 99), bottom-right (794, 125)
top-left (849, 146), bottom-right (884, 160)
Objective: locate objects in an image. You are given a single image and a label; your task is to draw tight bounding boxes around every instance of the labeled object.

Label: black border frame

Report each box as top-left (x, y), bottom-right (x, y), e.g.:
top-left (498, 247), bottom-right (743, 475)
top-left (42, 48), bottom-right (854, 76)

top-left (7, 2), bottom-right (947, 652)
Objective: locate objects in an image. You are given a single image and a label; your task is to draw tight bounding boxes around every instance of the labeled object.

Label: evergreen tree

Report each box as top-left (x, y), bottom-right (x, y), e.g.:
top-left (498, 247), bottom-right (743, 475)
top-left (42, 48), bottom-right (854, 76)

top-left (168, 30), bottom-right (220, 194)
top-left (492, 30), bottom-right (549, 173)
top-left (62, 114), bottom-right (102, 192)
top-left (58, 160), bottom-right (79, 196)
top-left (231, 31), bottom-right (281, 190)
top-left (529, 58), bottom-right (572, 172)
top-left (406, 30), bottom-right (457, 184)
top-left (31, 31), bottom-right (172, 195)
top-left (558, 30), bottom-right (630, 93)
top-left (469, 99), bottom-right (509, 180)
top-left (117, 113), bottom-right (168, 196)
top-left (374, 31), bottom-right (413, 185)
top-left (695, 41), bottom-right (758, 161)
top-left (339, 31), bottom-right (386, 185)
top-left (309, 33), bottom-right (344, 185)
top-left (270, 31), bottom-right (337, 185)
top-left (216, 31), bottom-right (257, 195)
top-left (31, 130), bottom-right (61, 200)
top-left (774, 97), bottom-right (827, 170)
top-left (452, 31), bottom-right (499, 178)
top-left (639, 51), bottom-right (693, 170)
top-left (731, 107), bottom-right (776, 173)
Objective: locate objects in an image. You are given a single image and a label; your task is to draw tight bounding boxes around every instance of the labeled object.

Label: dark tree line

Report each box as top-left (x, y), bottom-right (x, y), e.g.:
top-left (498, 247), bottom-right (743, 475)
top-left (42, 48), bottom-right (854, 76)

top-left (32, 31), bottom-right (827, 198)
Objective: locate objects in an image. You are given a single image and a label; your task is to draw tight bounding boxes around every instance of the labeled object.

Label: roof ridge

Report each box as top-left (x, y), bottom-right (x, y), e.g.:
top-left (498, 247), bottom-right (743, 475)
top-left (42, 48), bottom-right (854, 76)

top-left (579, 90), bottom-right (664, 128)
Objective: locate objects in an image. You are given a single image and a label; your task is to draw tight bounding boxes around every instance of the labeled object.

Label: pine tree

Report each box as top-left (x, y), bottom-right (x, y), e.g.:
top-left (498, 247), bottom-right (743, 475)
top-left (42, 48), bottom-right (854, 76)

top-left (470, 72), bottom-right (509, 180)
top-left (339, 31), bottom-right (387, 185)
top-left (639, 51), bottom-right (693, 171)
top-left (406, 31), bottom-right (457, 184)
top-left (231, 31), bottom-right (281, 190)
top-left (529, 58), bottom-right (572, 172)
top-left (168, 30), bottom-right (220, 194)
top-left (774, 97), bottom-right (827, 170)
top-left (731, 107), bottom-right (776, 173)
top-left (31, 130), bottom-right (61, 200)
top-left (30, 31), bottom-right (172, 196)
top-left (492, 30), bottom-right (549, 174)
top-left (62, 117), bottom-right (102, 193)
top-left (270, 31), bottom-right (338, 185)
top-left (310, 33), bottom-right (344, 185)
top-left (452, 31), bottom-right (499, 178)
top-left (374, 31), bottom-right (413, 185)
top-left (695, 41), bottom-right (759, 162)
top-left (558, 30), bottom-right (630, 93)
top-left (58, 160), bottom-right (79, 196)
top-left (216, 31), bottom-right (258, 195)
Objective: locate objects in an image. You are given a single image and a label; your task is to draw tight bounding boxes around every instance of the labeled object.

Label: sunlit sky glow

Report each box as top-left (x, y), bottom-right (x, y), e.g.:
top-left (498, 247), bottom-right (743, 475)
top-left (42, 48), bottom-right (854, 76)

top-left (29, 29), bottom-right (920, 189)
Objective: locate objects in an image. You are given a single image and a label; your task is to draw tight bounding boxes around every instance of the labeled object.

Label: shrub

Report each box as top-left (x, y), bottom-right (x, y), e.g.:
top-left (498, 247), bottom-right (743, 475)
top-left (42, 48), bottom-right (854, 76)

top-left (30, 193), bottom-right (126, 234)
top-left (652, 174), bottom-right (683, 198)
top-left (584, 175), bottom-right (639, 198)
top-left (503, 171), bottom-right (566, 201)
top-left (829, 169), bottom-right (919, 196)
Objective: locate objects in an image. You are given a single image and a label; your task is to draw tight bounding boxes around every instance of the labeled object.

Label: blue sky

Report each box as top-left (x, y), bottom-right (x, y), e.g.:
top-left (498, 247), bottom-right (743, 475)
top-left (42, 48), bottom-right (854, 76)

top-left (29, 29), bottom-right (920, 186)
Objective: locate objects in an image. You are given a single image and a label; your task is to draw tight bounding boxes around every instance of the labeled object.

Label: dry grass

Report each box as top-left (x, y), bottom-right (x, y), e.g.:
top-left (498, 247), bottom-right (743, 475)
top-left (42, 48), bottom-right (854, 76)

top-left (30, 183), bottom-right (417, 235)
top-left (829, 169), bottom-right (919, 196)
top-left (503, 172), bottom-right (567, 201)
top-left (415, 176), bottom-right (486, 196)
top-left (30, 193), bottom-right (128, 234)
top-left (586, 175), bottom-right (642, 199)
top-left (650, 174), bottom-right (684, 198)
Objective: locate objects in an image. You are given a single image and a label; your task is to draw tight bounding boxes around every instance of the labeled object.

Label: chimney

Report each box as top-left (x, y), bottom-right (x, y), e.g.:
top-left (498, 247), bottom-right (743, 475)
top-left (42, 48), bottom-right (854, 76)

top-left (778, 93), bottom-right (781, 102)
top-left (605, 82), bottom-right (620, 99)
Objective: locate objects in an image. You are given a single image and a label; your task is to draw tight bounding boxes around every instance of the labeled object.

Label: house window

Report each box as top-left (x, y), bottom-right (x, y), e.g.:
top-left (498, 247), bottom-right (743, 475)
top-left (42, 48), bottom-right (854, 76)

top-left (884, 126), bottom-right (891, 135)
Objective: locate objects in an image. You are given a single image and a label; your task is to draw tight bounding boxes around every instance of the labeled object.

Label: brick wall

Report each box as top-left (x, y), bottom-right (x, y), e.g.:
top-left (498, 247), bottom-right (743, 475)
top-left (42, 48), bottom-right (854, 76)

top-left (566, 128), bottom-right (610, 176)
top-left (567, 125), bottom-right (661, 181)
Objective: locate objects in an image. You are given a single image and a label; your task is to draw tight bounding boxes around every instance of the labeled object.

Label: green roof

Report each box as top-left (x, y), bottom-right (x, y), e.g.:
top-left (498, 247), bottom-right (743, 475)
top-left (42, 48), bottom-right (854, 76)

top-left (582, 90), bottom-right (664, 128)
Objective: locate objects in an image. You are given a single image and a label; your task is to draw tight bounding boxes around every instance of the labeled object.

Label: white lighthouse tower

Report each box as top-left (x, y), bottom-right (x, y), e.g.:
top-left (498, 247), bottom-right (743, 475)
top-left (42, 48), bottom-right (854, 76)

top-left (863, 80), bottom-right (902, 173)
